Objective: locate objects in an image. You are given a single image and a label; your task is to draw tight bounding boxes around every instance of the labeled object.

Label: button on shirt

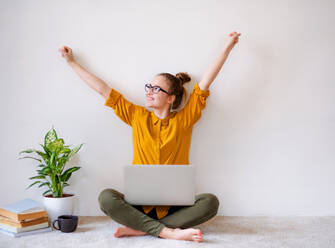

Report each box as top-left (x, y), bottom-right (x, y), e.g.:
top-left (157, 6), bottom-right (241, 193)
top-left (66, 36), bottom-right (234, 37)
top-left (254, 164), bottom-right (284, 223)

top-left (104, 83), bottom-right (210, 219)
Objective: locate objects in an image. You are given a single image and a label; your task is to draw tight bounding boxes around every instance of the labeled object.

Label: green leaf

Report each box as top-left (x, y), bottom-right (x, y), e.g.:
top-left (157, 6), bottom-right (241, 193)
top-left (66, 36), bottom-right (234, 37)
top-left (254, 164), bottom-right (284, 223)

top-left (18, 149), bottom-right (48, 161)
top-left (59, 147), bottom-right (71, 155)
top-left (38, 182), bottom-right (50, 188)
top-left (61, 174), bottom-right (70, 182)
top-left (40, 144), bottom-right (51, 156)
top-left (29, 175), bottom-right (46, 180)
top-left (35, 150), bottom-right (48, 159)
top-left (61, 166), bottom-right (81, 182)
top-left (49, 151), bottom-right (57, 168)
top-left (67, 144), bottom-right (84, 160)
top-left (63, 166), bottom-right (81, 174)
top-left (26, 181), bottom-right (42, 189)
top-left (42, 189), bottom-right (51, 196)
top-left (18, 156), bottom-right (42, 162)
top-left (37, 166), bottom-right (51, 176)
top-left (44, 127), bottom-right (58, 147)
top-left (36, 165), bottom-right (52, 176)
top-left (56, 156), bottom-right (69, 174)
top-left (41, 167), bottom-right (51, 175)
top-left (18, 149), bottom-right (35, 155)
top-left (47, 139), bottom-right (64, 154)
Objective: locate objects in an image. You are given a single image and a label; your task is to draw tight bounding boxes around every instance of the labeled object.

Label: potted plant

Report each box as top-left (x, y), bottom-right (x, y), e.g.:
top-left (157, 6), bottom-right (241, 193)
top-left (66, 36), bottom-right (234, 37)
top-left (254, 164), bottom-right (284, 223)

top-left (18, 126), bottom-right (84, 223)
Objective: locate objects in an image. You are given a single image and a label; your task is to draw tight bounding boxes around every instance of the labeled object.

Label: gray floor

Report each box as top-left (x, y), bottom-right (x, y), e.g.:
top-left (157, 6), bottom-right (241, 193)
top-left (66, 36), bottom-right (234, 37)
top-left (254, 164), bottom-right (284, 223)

top-left (1, 216), bottom-right (335, 248)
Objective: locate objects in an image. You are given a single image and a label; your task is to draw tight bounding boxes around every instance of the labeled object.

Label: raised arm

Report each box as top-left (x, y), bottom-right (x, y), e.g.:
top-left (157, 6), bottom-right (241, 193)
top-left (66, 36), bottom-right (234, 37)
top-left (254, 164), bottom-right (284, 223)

top-left (198, 31), bottom-right (241, 91)
top-left (58, 46), bottom-right (111, 99)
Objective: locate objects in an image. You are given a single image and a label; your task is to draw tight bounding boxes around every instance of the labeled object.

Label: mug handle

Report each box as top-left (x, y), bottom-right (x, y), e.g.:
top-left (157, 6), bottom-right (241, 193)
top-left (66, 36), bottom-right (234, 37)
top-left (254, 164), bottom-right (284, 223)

top-left (52, 219), bottom-right (60, 230)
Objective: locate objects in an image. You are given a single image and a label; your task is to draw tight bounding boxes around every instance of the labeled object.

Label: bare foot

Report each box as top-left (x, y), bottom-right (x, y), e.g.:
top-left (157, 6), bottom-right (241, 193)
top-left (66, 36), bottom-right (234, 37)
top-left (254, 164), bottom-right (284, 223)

top-left (159, 227), bottom-right (203, 242)
top-left (114, 226), bottom-right (148, 238)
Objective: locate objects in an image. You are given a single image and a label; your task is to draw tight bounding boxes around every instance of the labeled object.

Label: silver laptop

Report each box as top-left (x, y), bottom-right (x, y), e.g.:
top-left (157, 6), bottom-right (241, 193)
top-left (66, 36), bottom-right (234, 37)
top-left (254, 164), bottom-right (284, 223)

top-left (124, 164), bottom-right (195, 206)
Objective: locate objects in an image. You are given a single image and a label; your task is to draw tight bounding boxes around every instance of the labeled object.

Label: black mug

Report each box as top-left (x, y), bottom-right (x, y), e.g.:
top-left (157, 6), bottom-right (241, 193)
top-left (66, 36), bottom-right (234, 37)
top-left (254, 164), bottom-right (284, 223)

top-left (52, 215), bottom-right (78, 233)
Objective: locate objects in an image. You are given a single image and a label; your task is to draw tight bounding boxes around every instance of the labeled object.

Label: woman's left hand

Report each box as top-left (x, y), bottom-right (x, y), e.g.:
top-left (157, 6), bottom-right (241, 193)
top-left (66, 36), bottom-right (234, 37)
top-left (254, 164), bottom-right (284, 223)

top-left (225, 31), bottom-right (241, 52)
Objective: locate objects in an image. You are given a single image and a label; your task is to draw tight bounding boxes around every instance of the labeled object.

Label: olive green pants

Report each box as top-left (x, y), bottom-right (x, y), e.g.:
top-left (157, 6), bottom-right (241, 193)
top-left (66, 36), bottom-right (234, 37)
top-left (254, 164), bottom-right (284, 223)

top-left (98, 188), bottom-right (220, 237)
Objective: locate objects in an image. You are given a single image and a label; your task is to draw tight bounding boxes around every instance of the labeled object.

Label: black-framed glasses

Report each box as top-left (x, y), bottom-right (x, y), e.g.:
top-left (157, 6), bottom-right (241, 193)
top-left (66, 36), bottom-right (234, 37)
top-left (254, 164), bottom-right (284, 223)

top-left (145, 83), bottom-right (169, 94)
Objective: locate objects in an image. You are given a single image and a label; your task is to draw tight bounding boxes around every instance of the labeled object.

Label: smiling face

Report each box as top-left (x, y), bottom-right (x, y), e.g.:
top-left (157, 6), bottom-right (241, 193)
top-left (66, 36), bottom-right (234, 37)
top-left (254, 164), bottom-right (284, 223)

top-left (145, 75), bottom-right (176, 110)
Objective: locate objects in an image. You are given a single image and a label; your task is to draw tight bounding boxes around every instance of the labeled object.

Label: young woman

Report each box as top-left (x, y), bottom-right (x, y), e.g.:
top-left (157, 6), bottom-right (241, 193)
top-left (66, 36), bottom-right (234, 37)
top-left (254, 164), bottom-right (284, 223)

top-left (59, 31), bottom-right (241, 242)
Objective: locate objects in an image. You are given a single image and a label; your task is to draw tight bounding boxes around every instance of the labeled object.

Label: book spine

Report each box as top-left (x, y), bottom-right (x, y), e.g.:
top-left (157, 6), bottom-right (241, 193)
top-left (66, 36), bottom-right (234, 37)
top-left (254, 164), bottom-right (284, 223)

top-left (0, 222), bottom-right (49, 233)
top-left (17, 211), bottom-right (48, 221)
top-left (0, 209), bottom-right (18, 221)
top-left (0, 209), bottom-right (48, 222)
top-left (0, 226), bottom-right (52, 238)
top-left (0, 216), bottom-right (49, 228)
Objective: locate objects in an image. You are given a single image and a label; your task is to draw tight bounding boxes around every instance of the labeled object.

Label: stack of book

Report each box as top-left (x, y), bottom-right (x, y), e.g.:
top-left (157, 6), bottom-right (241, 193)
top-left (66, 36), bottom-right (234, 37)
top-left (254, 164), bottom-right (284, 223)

top-left (0, 198), bottom-right (52, 237)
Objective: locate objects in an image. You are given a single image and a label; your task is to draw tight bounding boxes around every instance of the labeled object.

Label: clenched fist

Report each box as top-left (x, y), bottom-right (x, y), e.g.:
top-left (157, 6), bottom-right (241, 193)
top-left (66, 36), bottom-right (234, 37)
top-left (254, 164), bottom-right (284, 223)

top-left (58, 45), bottom-right (75, 63)
top-left (225, 31), bottom-right (241, 52)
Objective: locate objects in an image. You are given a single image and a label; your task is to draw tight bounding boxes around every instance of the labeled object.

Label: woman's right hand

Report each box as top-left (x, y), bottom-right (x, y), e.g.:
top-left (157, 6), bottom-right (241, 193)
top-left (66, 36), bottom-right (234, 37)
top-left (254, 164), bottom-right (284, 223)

top-left (58, 45), bottom-right (75, 63)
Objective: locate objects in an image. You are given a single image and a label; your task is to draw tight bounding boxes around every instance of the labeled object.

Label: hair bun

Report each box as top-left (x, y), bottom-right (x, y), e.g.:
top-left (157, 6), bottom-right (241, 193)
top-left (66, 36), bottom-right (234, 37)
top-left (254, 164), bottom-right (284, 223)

top-left (175, 72), bottom-right (191, 85)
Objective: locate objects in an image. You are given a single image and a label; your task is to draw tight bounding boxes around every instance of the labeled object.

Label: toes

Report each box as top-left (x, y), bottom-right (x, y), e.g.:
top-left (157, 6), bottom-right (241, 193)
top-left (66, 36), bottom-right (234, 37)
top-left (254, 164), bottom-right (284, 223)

top-left (114, 228), bottom-right (121, 238)
top-left (194, 236), bottom-right (203, 242)
top-left (193, 232), bottom-right (203, 240)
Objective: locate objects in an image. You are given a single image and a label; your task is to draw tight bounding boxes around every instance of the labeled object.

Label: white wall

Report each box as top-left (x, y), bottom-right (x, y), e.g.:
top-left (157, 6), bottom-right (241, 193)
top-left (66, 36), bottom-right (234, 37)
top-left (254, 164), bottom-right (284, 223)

top-left (1, 0), bottom-right (334, 216)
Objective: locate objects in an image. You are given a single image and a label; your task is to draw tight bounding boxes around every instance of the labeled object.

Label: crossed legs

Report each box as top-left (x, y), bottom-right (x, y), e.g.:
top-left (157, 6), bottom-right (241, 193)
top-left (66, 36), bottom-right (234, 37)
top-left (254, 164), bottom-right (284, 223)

top-left (98, 188), bottom-right (220, 242)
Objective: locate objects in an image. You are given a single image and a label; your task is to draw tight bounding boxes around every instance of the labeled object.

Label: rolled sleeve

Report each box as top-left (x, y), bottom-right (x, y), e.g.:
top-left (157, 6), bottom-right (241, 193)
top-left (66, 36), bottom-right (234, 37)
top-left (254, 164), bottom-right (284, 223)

top-left (176, 83), bottom-right (210, 128)
top-left (104, 88), bottom-right (122, 108)
top-left (193, 83), bottom-right (210, 107)
top-left (104, 88), bottom-right (137, 127)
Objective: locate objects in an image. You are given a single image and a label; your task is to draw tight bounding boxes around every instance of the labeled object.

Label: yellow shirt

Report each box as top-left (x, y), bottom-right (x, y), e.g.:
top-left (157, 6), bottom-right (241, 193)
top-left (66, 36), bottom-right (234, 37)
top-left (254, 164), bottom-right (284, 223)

top-left (104, 83), bottom-right (210, 219)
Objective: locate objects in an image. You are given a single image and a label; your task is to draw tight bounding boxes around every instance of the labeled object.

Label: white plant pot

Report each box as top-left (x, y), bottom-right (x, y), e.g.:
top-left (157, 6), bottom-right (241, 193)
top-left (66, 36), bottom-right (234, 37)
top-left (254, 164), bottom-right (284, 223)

top-left (43, 193), bottom-right (76, 224)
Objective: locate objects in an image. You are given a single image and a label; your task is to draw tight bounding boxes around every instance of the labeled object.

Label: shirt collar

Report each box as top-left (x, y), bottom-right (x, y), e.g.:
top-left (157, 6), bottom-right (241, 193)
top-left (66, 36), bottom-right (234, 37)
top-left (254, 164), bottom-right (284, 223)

top-left (151, 111), bottom-right (177, 126)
